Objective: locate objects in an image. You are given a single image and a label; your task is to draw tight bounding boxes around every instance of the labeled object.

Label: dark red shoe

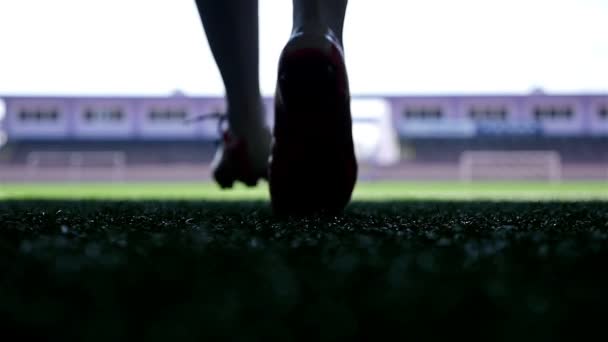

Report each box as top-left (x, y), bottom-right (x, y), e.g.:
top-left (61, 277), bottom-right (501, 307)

top-left (269, 29), bottom-right (358, 215)
top-left (196, 113), bottom-right (271, 189)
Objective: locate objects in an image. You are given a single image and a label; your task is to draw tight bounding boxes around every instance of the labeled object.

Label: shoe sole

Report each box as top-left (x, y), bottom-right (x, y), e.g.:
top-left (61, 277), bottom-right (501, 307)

top-left (270, 42), bottom-right (358, 215)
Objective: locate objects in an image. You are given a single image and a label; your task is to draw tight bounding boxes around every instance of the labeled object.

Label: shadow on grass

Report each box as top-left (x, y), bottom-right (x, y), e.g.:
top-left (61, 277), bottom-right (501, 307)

top-left (1, 199), bottom-right (607, 340)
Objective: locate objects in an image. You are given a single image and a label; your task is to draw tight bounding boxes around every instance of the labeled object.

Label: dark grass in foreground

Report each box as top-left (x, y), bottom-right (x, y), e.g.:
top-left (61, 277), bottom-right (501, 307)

top-left (1, 199), bottom-right (608, 341)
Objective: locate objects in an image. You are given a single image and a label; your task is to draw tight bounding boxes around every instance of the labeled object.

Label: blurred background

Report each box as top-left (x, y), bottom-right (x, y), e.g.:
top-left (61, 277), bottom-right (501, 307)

top-left (0, 0), bottom-right (606, 191)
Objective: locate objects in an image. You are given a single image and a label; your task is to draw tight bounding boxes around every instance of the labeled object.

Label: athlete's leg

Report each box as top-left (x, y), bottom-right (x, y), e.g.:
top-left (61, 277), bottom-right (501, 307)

top-left (292, 0), bottom-right (348, 44)
top-left (195, 0), bottom-right (270, 188)
top-left (195, 0), bottom-right (265, 137)
top-left (269, 0), bottom-right (357, 214)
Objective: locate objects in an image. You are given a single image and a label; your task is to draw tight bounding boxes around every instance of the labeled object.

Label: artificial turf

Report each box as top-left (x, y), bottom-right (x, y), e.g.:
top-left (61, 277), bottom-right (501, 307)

top-left (1, 194), bottom-right (608, 340)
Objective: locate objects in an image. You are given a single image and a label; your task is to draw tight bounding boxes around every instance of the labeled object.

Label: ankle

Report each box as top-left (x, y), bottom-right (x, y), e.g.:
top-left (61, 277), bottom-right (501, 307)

top-left (227, 103), bottom-right (268, 139)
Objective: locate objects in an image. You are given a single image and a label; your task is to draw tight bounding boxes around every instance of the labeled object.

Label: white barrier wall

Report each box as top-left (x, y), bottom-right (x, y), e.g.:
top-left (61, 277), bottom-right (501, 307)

top-left (135, 98), bottom-right (201, 139)
top-left (455, 96), bottom-right (520, 122)
top-left (589, 97), bottom-right (608, 136)
top-left (522, 95), bottom-right (585, 136)
top-left (1, 94), bottom-right (607, 140)
top-left (392, 97), bottom-right (476, 138)
top-left (72, 99), bottom-right (135, 139)
top-left (0, 98), bottom-right (6, 148)
top-left (5, 98), bottom-right (69, 139)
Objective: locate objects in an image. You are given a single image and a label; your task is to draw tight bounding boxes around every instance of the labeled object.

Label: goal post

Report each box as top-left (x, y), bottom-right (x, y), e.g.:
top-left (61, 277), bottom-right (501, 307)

top-left (67, 151), bottom-right (127, 181)
top-left (459, 150), bottom-right (562, 182)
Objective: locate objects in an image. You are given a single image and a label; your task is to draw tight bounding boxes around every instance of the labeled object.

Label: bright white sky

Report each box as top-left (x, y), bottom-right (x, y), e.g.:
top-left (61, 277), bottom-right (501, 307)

top-left (0, 0), bottom-right (607, 97)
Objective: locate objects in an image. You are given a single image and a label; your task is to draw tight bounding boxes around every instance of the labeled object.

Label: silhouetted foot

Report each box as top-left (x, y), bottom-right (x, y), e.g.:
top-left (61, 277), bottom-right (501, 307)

top-left (269, 29), bottom-right (358, 215)
top-left (211, 115), bottom-right (271, 189)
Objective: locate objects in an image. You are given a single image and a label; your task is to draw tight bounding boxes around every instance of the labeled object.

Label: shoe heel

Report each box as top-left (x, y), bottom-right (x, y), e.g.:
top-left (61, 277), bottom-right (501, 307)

top-left (278, 50), bottom-right (344, 114)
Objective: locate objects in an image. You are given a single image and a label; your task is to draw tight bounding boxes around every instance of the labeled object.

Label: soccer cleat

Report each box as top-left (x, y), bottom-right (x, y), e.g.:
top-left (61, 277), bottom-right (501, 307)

top-left (201, 113), bottom-right (271, 189)
top-left (269, 29), bottom-right (358, 215)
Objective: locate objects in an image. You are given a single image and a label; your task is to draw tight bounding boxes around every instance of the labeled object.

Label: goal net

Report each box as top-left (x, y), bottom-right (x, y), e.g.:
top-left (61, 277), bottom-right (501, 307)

top-left (26, 151), bottom-right (127, 181)
top-left (458, 150), bottom-right (562, 182)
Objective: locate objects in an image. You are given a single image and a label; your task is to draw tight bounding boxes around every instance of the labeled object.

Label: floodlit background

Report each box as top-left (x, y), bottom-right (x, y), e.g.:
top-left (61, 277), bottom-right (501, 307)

top-left (0, 0), bottom-right (607, 95)
top-left (0, 0), bottom-right (607, 199)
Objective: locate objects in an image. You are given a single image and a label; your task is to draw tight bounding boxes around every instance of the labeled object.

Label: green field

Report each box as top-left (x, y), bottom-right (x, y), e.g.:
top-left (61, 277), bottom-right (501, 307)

top-left (1, 180), bottom-right (607, 201)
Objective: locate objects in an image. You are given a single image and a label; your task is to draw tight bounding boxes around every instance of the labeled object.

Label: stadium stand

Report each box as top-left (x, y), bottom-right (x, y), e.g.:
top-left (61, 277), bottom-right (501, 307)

top-left (1, 94), bottom-right (606, 181)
